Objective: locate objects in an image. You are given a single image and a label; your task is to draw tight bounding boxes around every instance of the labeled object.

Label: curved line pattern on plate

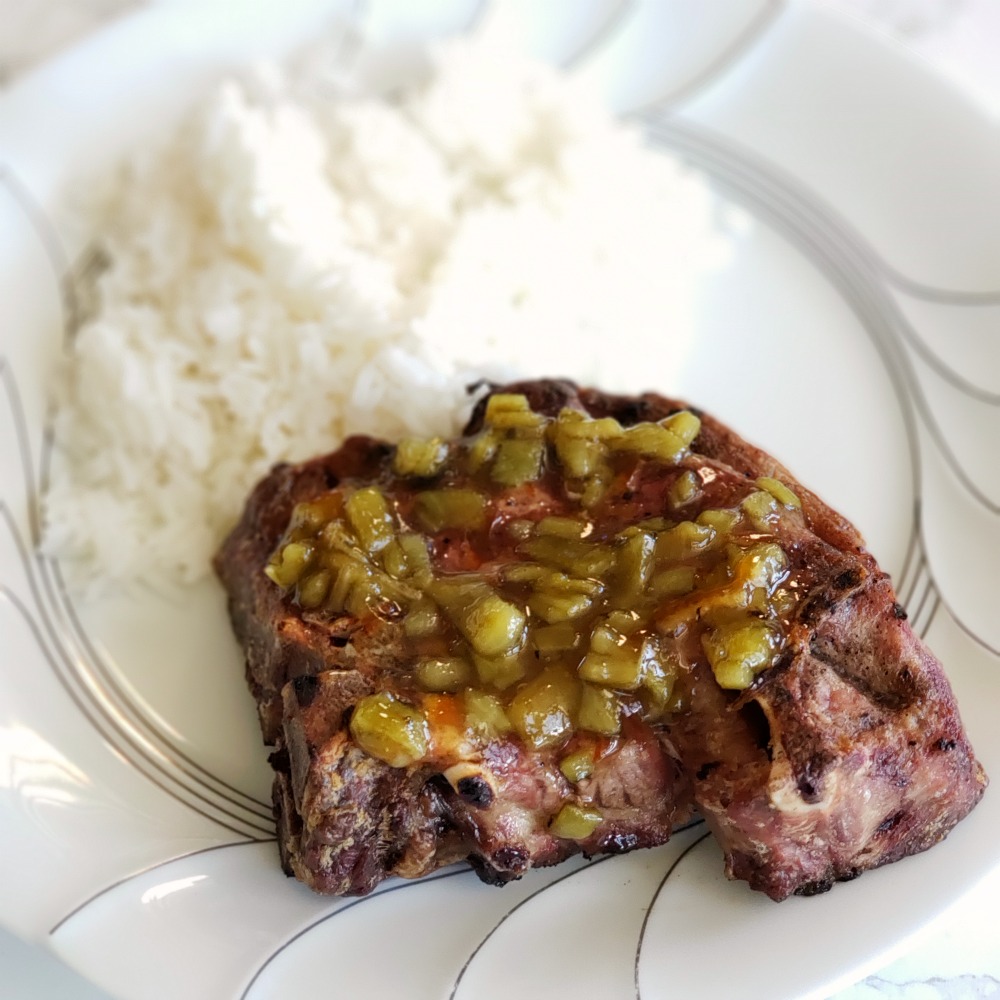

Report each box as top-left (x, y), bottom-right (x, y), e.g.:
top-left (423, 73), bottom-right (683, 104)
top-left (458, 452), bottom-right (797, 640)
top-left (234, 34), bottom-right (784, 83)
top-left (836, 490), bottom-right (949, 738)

top-left (460, 0), bottom-right (490, 36)
top-left (0, 580), bottom-right (274, 851)
top-left (448, 816), bottom-right (707, 1000)
top-left (884, 298), bottom-right (1000, 406)
top-left (48, 839), bottom-right (267, 936)
top-left (641, 114), bottom-right (997, 653)
top-left (880, 270), bottom-right (1000, 307)
top-left (895, 516), bottom-right (921, 605)
top-left (645, 117), bottom-right (924, 501)
top-left (0, 173), bottom-right (273, 839)
top-left (49, 557), bottom-right (274, 821)
top-left (239, 867), bottom-right (469, 1000)
top-left (891, 309), bottom-right (1000, 406)
top-left (448, 855), bottom-right (618, 1000)
top-left (891, 522), bottom-right (940, 641)
top-left (902, 552), bottom-right (941, 641)
top-left (559, 0), bottom-right (634, 71)
top-left (559, 0), bottom-right (786, 111)
top-left (628, 0), bottom-right (786, 115)
top-left (0, 526), bottom-right (271, 840)
top-left (934, 591), bottom-right (1000, 660)
top-left (0, 371), bottom-right (206, 815)
top-left (633, 830), bottom-right (712, 1000)
top-left (647, 117), bottom-right (1000, 518)
top-left (0, 480), bottom-right (271, 839)
top-left (0, 166), bottom-right (83, 345)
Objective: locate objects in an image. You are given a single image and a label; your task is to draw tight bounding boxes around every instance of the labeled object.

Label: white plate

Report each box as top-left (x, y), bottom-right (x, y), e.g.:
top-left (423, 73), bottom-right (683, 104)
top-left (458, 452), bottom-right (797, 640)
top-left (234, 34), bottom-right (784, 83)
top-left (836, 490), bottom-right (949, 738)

top-left (1, 2), bottom-right (999, 998)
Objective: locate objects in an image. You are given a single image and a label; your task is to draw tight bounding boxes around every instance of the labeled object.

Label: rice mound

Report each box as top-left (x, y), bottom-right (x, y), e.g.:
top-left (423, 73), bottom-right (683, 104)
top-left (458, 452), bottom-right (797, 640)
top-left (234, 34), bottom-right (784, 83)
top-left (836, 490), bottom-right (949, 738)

top-left (43, 29), bottom-right (730, 592)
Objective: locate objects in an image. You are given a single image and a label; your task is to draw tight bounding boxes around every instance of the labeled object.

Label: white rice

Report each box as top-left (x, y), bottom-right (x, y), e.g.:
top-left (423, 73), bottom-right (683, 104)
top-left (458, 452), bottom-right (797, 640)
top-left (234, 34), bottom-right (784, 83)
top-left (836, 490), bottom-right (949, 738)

top-left (43, 27), bottom-right (731, 592)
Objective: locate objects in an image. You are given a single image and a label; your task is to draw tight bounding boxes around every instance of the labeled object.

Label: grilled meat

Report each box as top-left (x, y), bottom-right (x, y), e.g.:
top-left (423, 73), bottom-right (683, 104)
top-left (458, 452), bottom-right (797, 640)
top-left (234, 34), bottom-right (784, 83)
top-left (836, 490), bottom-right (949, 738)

top-left (214, 378), bottom-right (986, 899)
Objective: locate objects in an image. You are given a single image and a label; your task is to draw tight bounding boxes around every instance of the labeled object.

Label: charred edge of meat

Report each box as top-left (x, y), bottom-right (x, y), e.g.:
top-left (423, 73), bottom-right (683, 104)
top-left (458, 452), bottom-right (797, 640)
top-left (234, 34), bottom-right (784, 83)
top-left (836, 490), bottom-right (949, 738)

top-left (601, 831), bottom-right (642, 854)
top-left (795, 878), bottom-right (834, 896)
top-left (292, 673), bottom-right (319, 708)
top-left (455, 775), bottom-right (494, 808)
top-left (466, 847), bottom-right (530, 886)
top-left (736, 700), bottom-right (773, 760)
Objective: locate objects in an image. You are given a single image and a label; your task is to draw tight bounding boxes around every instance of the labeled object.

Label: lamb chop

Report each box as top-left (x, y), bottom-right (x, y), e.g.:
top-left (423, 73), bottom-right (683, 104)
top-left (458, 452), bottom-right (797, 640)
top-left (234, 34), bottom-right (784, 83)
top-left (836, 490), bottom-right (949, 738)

top-left (214, 378), bottom-right (986, 900)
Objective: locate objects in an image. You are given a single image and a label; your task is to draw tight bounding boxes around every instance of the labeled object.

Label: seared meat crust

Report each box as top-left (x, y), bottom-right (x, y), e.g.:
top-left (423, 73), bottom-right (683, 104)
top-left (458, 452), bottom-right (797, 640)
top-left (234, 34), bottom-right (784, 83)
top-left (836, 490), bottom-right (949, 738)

top-left (215, 378), bottom-right (986, 899)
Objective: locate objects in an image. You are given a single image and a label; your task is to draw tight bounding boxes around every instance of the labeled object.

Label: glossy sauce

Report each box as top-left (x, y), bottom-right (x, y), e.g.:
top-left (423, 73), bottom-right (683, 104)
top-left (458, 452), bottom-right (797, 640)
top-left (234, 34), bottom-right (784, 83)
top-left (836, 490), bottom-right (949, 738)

top-left (265, 394), bottom-right (806, 767)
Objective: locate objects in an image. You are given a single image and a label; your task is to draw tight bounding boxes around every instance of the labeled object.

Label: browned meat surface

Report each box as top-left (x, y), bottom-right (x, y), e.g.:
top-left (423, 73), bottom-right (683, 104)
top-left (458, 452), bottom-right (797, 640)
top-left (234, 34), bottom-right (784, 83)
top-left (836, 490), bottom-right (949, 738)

top-left (214, 378), bottom-right (986, 900)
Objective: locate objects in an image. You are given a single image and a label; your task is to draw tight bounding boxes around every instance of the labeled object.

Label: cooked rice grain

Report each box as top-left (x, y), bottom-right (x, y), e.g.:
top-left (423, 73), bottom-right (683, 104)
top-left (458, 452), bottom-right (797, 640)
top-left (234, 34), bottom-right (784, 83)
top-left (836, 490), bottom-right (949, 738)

top-left (44, 30), bottom-right (730, 591)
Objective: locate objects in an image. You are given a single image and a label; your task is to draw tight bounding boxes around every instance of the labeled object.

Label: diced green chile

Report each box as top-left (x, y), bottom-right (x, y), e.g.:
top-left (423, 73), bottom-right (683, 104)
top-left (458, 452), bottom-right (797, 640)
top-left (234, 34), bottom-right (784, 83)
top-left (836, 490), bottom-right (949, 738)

top-left (266, 392), bottom-right (797, 764)
top-left (349, 693), bottom-right (429, 767)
